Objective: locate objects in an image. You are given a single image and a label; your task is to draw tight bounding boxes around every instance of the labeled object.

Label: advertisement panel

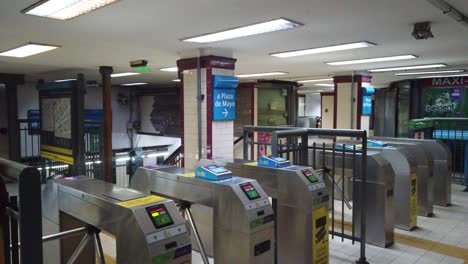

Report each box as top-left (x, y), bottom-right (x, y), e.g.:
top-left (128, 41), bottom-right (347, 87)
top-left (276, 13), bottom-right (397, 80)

top-left (423, 88), bottom-right (462, 117)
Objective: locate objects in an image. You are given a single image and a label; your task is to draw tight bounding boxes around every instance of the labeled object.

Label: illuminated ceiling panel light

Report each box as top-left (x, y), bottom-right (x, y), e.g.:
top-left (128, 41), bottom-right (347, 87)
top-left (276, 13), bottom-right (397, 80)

top-left (298, 78), bottom-right (334, 83)
top-left (160, 67), bottom-right (178, 72)
top-left (0, 43), bottom-right (59, 58)
top-left (182, 18), bottom-right (302, 43)
top-left (54, 78), bottom-right (76, 82)
top-left (327, 55), bottom-right (417, 66)
top-left (235, 72), bottom-right (287, 78)
top-left (22, 0), bottom-right (119, 20)
top-left (369, 63), bottom-right (447, 72)
top-left (271, 41), bottom-right (376, 58)
top-left (416, 73), bottom-right (468, 79)
top-left (172, 79), bottom-right (181, 82)
top-left (111, 72), bottom-right (140, 78)
top-left (395, 69), bottom-right (465, 76)
top-left (314, 84), bottom-right (334, 87)
top-left (121, 82), bottom-right (147, 86)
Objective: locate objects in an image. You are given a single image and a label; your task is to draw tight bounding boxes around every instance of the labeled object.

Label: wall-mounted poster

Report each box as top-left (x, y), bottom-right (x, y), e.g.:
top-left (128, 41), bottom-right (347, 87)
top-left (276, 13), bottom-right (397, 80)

top-left (423, 88), bottom-right (462, 117)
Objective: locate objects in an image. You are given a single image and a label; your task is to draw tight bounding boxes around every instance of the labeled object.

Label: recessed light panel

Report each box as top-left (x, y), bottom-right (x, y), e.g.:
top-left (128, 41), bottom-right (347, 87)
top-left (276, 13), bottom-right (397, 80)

top-left (54, 79), bottom-right (76, 82)
top-left (121, 82), bottom-right (147, 86)
top-left (298, 78), bottom-right (334, 83)
top-left (271, 42), bottom-right (376, 58)
top-left (369, 64), bottom-right (447, 72)
top-left (416, 73), bottom-right (468, 79)
top-left (160, 67), bottom-right (178, 72)
top-left (111, 72), bottom-right (140, 78)
top-left (314, 84), bottom-right (335, 87)
top-left (22, 0), bottom-right (119, 20)
top-left (327, 55), bottom-right (417, 66)
top-left (0, 43), bottom-right (59, 58)
top-left (235, 72), bottom-right (287, 78)
top-left (172, 79), bottom-right (181, 82)
top-left (395, 69), bottom-right (465, 76)
top-left (182, 18), bottom-right (302, 43)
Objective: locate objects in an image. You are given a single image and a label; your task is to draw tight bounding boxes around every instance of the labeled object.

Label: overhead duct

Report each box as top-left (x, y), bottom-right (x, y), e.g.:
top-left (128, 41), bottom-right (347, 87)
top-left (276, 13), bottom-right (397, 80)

top-left (427, 0), bottom-right (468, 28)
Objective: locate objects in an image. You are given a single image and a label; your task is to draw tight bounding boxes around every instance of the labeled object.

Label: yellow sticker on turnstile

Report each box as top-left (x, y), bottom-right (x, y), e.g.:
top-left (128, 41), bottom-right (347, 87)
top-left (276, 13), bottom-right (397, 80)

top-left (245, 161), bottom-right (258, 166)
top-left (180, 172), bottom-right (195, 177)
top-left (410, 173), bottom-right (418, 227)
top-left (312, 207), bottom-right (329, 264)
top-left (117, 195), bottom-right (166, 208)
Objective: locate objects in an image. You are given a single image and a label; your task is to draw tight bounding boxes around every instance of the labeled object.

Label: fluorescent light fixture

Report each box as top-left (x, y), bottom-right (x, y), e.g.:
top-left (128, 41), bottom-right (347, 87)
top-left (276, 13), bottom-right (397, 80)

top-left (327, 55), bottom-right (417, 66)
top-left (369, 64), bottom-right (447, 72)
top-left (416, 73), bottom-right (468, 79)
top-left (111, 72), bottom-right (140, 78)
top-left (146, 152), bottom-right (169, 158)
top-left (121, 82), bottom-right (148, 86)
top-left (314, 84), bottom-right (335, 87)
top-left (235, 72), bottom-right (288, 78)
top-left (172, 79), bottom-right (181, 82)
top-left (160, 67), bottom-right (178, 72)
top-left (182, 18), bottom-right (302, 43)
top-left (395, 69), bottom-right (465, 76)
top-left (298, 78), bottom-right (334, 83)
top-left (54, 78), bottom-right (76, 82)
top-left (271, 41), bottom-right (376, 58)
top-left (22, 0), bottom-right (119, 20)
top-left (115, 156), bottom-right (131, 162)
top-left (0, 43), bottom-right (59, 58)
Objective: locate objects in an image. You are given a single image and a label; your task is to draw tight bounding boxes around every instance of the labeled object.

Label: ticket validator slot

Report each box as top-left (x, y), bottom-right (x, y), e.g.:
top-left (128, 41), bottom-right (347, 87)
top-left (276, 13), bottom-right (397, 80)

top-left (197, 156), bottom-right (330, 264)
top-left (131, 165), bottom-right (275, 264)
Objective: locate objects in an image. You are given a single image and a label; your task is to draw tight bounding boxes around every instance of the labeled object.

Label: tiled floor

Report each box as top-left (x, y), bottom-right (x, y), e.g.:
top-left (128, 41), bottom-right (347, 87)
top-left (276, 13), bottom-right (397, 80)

top-left (101, 185), bottom-right (468, 264)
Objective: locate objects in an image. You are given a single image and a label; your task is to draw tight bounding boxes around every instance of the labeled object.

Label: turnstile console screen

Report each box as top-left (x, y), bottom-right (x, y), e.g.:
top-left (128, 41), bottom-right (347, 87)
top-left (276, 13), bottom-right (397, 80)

top-left (146, 204), bottom-right (174, 229)
top-left (206, 165), bottom-right (230, 174)
top-left (302, 169), bottom-right (319, 183)
top-left (240, 183), bottom-right (261, 200)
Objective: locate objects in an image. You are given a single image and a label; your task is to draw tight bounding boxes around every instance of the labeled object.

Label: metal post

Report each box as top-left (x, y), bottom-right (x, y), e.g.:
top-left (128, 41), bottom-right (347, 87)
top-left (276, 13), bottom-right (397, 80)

top-left (99, 66), bottom-right (114, 182)
top-left (243, 129), bottom-right (250, 160)
top-left (357, 132), bottom-right (368, 264)
top-left (185, 206), bottom-right (209, 264)
top-left (197, 52), bottom-right (203, 161)
top-left (92, 232), bottom-right (106, 264)
top-left (4, 77), bottom-right (22, 162)
top-left (66, 233), bottom-right (91, 264)
top-left (71, 74), bottom-right (86, 175)
top-left (42, 227), bottom-right (88, 242)
top-left (9, 197), bottom-right (18, 264)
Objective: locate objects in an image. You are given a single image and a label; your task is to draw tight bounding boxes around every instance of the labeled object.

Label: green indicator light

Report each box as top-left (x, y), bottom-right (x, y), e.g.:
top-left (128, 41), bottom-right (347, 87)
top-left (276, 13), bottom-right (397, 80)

top-left (135, 66), bottom-right (151, 73)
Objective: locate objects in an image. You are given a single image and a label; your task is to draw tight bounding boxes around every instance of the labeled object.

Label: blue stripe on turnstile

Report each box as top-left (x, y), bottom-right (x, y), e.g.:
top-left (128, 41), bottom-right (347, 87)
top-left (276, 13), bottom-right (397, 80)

top-left (433, 130), bottom-right (468, 140)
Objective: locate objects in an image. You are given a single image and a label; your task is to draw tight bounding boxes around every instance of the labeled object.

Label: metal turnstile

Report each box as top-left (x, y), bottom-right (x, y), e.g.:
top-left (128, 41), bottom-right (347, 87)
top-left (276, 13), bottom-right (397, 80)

top-left (372, 137), bottom-right (452, 206)
top-left (196, 157), bottom-right (330, 263)
top-left (317, 150), bottom-right (395, 247)
top-left (131, 166), bottom-right (275, 264)
top-left (370, 139), bottom-right (434, 216)
top-left (367, 147), bottom-right (418, 231)
top-left (42, 176), bottom-right (191, 264)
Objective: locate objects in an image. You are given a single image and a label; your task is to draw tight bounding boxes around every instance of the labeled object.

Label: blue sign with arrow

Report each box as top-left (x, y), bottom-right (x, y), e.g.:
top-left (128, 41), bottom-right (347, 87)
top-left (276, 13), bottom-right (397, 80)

top-left (212, 75), bottom-right (239, 121)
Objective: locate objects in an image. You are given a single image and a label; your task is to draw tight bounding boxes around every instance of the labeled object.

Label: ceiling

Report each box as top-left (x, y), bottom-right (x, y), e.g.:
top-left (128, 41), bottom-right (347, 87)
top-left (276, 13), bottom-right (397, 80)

top-left (0, 0), bottom-right (467, 89)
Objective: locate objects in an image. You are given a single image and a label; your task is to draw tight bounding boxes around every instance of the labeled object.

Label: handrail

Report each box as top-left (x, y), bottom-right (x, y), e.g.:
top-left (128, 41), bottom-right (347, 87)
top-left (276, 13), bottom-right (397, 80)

top-left (234, 136), bottom-right (244, 145)
top-left (162, 146), bottom-right (182, 165)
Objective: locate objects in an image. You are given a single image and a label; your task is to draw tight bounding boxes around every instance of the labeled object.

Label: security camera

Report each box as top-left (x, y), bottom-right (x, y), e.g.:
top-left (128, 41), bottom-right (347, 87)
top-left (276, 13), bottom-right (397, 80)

top-left (412, 22), bottom-right (434, 40)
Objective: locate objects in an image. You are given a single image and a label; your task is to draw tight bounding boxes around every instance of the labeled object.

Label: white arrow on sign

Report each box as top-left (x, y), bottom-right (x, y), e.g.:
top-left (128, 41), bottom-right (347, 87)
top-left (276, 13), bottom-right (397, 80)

top-left (223, 108), bottom-right (229, 117)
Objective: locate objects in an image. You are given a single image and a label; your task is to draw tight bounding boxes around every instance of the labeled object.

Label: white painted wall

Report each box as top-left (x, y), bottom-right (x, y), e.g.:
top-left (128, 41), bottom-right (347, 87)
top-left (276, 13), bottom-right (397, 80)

top-left (321, 95), bottom-right (334, 129)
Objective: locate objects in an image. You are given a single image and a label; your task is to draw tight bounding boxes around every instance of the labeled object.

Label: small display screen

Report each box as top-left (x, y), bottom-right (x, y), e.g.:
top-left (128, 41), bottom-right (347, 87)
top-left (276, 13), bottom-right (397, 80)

top-left (240, 183), bottom-right (261, 200)
top-left (146, 204), bottom-right (174, 229)
top-left (302, 169), bottom-right (319, 183)
top-left (271, 156), bottom-right (288, 162)
top-left (206, 165), bottom-right (229, 174)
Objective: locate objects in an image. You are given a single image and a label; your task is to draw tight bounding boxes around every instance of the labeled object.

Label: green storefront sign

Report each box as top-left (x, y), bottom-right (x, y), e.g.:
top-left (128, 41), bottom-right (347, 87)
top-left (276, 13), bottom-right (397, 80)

top-left (423, 88), bottom-right (462, 117)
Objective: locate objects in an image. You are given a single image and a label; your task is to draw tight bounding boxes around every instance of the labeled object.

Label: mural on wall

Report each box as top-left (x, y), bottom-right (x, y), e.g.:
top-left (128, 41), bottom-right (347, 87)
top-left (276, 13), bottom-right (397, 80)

top-left (423, 88), bottom-right (462, 117)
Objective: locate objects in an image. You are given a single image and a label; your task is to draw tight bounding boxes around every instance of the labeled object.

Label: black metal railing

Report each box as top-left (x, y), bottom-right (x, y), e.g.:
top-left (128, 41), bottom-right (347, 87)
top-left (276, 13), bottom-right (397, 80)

top-left (162, 146), bottom-right (183, 167)
top-left (242, 125), bottom-right (369, 264)
top-left (0, 158), bottom-right (43, 264)
top-left (409, 118), bottom-right (467, 185)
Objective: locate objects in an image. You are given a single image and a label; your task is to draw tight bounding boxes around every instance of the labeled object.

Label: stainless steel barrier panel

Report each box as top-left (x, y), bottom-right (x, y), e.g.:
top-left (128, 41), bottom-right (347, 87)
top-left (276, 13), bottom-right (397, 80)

top-left (42, 176), bottom-right (191, 264)
top-left (131, 166), bottom-right (275, 264)
top-left (196, 158), bottom-right (330, 262)
top-left (0, 158), bottom-right (43, 264)
top-left (242, 126), bottom-right (369, 264)
top-left (372, 137), bottom-right (452, 206)
top-left (368, 140), bottom-right (434, 217)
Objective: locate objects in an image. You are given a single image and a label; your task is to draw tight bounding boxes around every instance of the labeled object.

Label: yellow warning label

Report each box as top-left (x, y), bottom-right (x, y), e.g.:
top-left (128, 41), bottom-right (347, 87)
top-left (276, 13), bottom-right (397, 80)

top-left (312, 207), bottom-right (329, 264)
top-left (245, 162), bottom-right (258, 166)
top-left (410, 173), bottom-right (418, 227)
top-left (117, 196), bottom-right (166, 208)
top-left (41, 144), bottom-right (73, 156)
top-left (180, 172), bottom-right (195, 178)
top-left (41, 151), bottom-right (74, 165)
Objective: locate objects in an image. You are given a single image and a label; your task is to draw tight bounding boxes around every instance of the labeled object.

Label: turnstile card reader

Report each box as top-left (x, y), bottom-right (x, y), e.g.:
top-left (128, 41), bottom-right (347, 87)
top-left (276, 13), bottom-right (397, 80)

top-left (131, 166), bottom-right (275, 264)
top-left (198, 158), bottom-right (330, 264)
top-left (42, 177), bottom-right (191, 264)
top-left (195, 165), bottom-right (233, 181)
top-left (258, 156), bottom-right (291, 168)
